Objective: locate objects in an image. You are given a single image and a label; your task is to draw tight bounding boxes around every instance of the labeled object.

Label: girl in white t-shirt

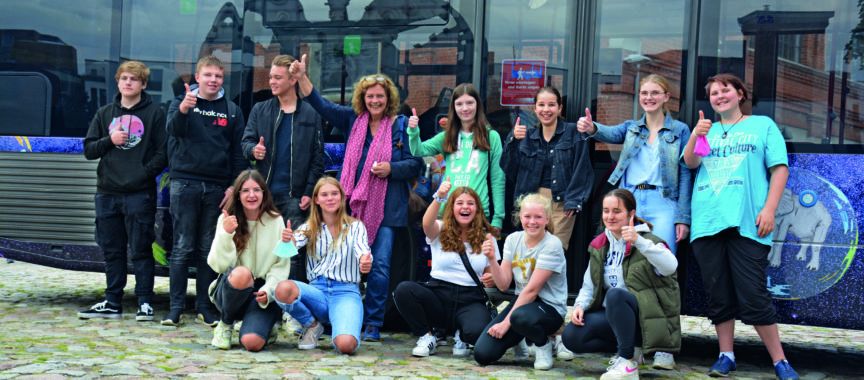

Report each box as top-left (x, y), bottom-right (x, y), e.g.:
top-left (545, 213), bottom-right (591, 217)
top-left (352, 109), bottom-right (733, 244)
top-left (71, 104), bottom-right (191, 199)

top-left (393, 177), bottom-right (499, 357)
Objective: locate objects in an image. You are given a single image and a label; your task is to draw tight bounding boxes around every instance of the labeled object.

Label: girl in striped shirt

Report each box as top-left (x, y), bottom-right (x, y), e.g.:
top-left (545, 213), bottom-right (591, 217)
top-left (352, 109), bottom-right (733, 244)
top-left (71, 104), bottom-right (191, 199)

top-left (274, 177), bottom-right (372, 354)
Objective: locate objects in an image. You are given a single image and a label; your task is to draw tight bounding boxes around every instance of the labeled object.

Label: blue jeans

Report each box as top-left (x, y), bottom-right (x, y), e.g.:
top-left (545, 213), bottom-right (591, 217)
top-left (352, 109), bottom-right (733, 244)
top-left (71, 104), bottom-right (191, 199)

top-left (276, 277), bottom-right (363, 351)
top-left (633, 188), bottom-right (678, 254)
top-left (94, 192), bottom-right (156, 306)
top-left (273, 194), bottom-right (308, 282)
top-left (363, 225), bottom-right (394, 327)
top-left (168, 179), bottom-right (223, 310)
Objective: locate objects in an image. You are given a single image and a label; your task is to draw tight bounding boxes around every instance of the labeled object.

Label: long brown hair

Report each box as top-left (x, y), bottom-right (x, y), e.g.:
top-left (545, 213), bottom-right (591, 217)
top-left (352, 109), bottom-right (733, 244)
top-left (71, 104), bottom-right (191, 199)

top-left (223, 170), bottom-right (280, 253)
top-left (303, 177), bottom-right (357, 259)
top-left (439, 186), bottom-right (495, 254)
top-left (603, 188), bottom-right (653, 230)
top-left (442, 83), bottom-right (491, 154)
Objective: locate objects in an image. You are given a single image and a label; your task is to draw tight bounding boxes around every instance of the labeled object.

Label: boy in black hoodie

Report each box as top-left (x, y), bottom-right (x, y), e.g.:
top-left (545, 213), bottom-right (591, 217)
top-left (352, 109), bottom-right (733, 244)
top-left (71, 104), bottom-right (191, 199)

top-left (80, 61), bottom-right (168, 321)
top-left (164, 55), bottom-right (247, 327)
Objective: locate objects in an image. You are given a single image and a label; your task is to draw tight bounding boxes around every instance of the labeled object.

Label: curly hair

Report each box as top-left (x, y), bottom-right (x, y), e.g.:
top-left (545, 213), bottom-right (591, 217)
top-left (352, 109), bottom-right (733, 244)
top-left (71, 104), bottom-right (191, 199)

top-left (350, 73), bottom-right (400, 117)
top-left (303, 177), bottom-right (357, 259)
top-left (439, 186), bottom-right (495, 254)
top-left (223, 170), bottom-right (281, 254)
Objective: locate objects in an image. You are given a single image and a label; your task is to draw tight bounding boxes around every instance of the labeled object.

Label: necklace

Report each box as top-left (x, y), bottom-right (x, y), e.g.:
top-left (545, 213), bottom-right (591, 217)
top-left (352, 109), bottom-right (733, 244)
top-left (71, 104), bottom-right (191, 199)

top-left (721, 114), bottom-right (744, 139)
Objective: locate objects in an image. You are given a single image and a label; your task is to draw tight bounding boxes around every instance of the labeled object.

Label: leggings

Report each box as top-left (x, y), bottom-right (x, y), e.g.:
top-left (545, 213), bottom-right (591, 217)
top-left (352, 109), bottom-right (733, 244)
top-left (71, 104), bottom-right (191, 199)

top-left (473, 297), bottom-right (564, 365)
top-left (561, 287), bottom-right (642, 360)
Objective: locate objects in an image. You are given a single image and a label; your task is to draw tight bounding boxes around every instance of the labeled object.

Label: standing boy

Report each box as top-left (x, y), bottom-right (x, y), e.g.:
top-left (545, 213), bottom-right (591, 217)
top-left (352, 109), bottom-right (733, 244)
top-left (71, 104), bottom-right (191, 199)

top-left (164, 56), bottom-right (247, 326)
top-left (80, 61), bottom-right (168, 321)
top-left (241, 54), bottom-right (324, 281)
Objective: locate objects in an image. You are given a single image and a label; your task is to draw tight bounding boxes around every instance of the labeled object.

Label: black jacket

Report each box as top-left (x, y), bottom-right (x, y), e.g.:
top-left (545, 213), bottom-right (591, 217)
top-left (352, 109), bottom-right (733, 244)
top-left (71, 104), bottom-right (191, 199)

top-left (83, 91), bottom-right (168, 194)
top-left (240, 96), bottom-right (324, 198)
top-left (166, 85), bottom-right (247, 186)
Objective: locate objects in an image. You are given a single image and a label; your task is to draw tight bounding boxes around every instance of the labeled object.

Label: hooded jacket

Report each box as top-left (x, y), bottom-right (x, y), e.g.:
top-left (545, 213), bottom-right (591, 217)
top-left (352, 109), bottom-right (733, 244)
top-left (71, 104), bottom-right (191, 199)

top-left (166, 85), bottom-right (247, 186)
top-left (83, 91), bottom-right (168, 194)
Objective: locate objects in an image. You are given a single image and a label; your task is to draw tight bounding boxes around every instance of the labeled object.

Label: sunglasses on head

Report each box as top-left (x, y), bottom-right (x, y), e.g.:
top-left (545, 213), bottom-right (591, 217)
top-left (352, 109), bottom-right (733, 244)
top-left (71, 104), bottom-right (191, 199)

top-left (363, 75), bottom-right (387, 83)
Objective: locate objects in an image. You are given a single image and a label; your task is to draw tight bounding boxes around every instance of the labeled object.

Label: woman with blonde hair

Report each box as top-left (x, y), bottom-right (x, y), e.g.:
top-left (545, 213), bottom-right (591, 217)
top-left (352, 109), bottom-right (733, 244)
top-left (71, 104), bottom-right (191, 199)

top-left (290, 55), bottom-right (423, 341)
top-left (274, 177), bottom-right (372, 354)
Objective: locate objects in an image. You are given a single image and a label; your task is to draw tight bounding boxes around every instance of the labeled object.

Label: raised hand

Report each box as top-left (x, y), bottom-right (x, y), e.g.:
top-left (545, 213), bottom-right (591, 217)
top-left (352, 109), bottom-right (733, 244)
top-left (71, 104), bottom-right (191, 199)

top-left (110, 124), bottom-right (128, 146)
top-left (436, 176), bottom-right (452, 200)
top-left (512, 117), bottom-right (526, 140)
top-left (179, 83), bottom-right (197, 114)
top-left (408, 108), bottom-right (419, 129)
top-left (254, 137), bottom-right (266, 160)
top-left (359, 253), bottom-right (372, 273)
top-left (281, 220), bottom-right (293, 243)
top-left (694, 110), bottom-right (712, 137)
top-left (289, 54), bottom-right (307, 80)
top-left (576, 108), bottom-right (596, 134)
top-left (222, 209), bottom-right (238, 234)
top-left (481, 233), bottom-right (497, 260)
top-left (621, 215), bottom-right (638, 244)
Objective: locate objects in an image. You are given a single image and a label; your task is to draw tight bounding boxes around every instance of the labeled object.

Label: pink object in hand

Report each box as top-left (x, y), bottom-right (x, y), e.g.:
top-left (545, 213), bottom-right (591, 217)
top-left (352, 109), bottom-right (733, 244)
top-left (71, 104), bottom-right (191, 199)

top-left (694, 135), bottom-right (710, 156)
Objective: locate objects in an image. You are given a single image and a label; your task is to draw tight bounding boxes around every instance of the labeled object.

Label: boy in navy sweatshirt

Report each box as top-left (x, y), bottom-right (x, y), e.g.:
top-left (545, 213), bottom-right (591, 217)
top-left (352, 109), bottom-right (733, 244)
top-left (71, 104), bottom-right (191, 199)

top-left (80, 61), bottom-right (168, 322)
top-left (164, 55), bottom-right (247, 327)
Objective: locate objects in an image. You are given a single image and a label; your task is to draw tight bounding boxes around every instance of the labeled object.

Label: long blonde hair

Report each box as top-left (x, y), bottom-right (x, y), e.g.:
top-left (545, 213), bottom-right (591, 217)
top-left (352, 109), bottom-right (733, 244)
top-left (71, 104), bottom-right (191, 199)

top-left (303, 177), bottom-right (357, 259)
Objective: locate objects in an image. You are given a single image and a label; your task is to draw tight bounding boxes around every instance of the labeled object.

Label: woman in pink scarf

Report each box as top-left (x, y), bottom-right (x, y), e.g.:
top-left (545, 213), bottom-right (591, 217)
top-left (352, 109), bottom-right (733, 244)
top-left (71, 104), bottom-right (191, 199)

top-left (291, 55), bottom-right (423, 341)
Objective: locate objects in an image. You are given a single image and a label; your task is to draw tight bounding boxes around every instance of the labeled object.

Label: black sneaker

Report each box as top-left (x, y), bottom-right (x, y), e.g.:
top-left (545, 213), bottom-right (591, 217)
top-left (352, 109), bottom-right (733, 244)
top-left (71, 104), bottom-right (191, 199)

top-left (160, 309), bottom-right (183, 326)
top-left (136, 303), bottom-right (154, 321)
top-left (78, 300), bottom-right (122, 319)
top-left (197, 307), bottom-right (218, 328)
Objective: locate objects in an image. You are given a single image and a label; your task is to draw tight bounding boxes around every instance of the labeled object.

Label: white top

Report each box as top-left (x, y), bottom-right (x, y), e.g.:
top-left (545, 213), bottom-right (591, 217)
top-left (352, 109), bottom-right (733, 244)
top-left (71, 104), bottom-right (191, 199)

top-left (428, 220), bottom-right (499, 286)
top-left (294, 220), bottom-right (371, 283)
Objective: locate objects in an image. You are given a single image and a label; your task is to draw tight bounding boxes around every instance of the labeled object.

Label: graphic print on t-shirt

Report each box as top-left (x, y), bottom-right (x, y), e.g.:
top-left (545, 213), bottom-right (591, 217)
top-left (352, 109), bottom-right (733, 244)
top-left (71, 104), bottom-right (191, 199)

top-left (511, 251), bottom-right (536, 287)
top-left (701, 133), bottom-right (758, 195)
top-left (448, 132), bottom-right (480, 187)
top-left (109, 114), bottom-right (144, 150)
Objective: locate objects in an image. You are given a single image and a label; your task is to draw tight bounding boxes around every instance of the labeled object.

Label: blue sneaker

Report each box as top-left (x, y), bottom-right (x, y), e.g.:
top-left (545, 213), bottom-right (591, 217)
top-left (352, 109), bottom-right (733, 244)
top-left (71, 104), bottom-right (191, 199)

top-left (709, 355), bottom-right (737, 377)
top-left (774, 360), bottom-right (799, 380)
top-left (362, 325), bottom-right (380, 342)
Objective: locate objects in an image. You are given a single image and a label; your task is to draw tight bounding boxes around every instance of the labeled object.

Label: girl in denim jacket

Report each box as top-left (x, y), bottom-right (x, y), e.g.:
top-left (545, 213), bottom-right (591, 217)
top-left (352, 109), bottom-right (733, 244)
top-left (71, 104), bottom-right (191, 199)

top-left (577, 74), bottom-right (692, 256)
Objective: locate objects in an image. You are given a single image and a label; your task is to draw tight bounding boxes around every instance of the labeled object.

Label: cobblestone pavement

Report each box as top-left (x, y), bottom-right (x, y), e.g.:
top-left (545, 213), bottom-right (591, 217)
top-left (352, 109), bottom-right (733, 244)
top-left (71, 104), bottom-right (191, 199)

top-left (1, 261), bottom-right (862, 379)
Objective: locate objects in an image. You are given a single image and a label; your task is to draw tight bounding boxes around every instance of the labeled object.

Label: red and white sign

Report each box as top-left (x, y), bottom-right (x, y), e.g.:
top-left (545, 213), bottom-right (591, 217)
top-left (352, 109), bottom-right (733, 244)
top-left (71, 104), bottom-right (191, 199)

top-left (500, 60), bottom-right (546, 106)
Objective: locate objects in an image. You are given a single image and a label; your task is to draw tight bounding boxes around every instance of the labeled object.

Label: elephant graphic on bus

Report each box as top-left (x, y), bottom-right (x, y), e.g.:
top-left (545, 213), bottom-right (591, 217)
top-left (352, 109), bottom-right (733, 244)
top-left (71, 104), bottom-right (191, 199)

top-left (769, 188), bottom-right (831, 271)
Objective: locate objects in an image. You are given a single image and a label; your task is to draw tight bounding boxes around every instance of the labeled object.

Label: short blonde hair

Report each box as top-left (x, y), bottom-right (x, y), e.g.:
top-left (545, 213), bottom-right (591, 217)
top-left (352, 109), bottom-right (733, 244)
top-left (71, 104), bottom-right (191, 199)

top-left (115, 61), bottom-right (150, 85)
top-left (196, 55), bottom-right (224, 74)
top-left (271, 54), bottom-right (295, 69)
top-left (351, 74), bottom-right (399, 116)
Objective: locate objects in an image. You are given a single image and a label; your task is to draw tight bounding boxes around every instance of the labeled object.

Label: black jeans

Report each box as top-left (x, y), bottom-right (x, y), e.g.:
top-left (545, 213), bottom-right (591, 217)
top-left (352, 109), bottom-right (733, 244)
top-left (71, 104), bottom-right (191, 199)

top-left (168, 179), bottom-right (222, 311)
top-left (94, 192), bottom-right (156, 306)
top-left (561, 287), bottom-right (642, 360)
top-left (473, 297), bottom-right (563, 365)
top-left (273, 194), bottom-right (308, 282)
top-left (211, 267), bottom-right (282, 341)
top-left (393, 279), bottom-right (490, 344)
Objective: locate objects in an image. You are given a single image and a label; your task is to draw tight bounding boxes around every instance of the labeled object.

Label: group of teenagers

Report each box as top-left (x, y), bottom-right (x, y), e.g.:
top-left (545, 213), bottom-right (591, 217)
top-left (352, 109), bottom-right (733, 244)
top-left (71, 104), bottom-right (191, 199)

top-left (80, 51), bottom-right (799, 380)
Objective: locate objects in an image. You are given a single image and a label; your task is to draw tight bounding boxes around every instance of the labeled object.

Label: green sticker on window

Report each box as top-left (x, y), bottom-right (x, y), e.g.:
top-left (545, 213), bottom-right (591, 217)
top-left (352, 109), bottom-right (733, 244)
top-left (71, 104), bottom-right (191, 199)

top-left (344, 35), bottom-right (362, 55)
top-left (181, 0), bottom-right (196, 14)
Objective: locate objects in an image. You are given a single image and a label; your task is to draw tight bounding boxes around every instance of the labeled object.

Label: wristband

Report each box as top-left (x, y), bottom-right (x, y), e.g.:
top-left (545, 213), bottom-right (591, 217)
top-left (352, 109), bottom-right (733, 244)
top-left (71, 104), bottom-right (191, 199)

top-left (433, 192), bottom-right (448, 204)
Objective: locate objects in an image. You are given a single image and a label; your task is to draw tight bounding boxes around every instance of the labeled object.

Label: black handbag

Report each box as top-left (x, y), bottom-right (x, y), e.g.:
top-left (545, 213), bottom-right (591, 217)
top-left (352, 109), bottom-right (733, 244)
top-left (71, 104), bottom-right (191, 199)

top-left (458, 252), bottom-right (498, 318)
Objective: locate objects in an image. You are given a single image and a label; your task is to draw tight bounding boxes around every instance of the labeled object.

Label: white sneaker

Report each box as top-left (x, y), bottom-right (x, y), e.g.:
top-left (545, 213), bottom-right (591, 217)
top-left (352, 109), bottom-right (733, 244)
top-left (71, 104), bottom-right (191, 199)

top-left (600, 358), bottom-right (639, 380)
top-left (513, 339), bottom-right (530, 361)
top-left (608, 347), bottom-right (643, 365)
top-left (534, 340), bottom-right (554, 370)
top-left (297, 321), bottom-right (324, 350)
top-left (554, 335), bottom-right (574, 361)
top-left (212, 321), bottom-right (233, 349)
top-left (652, 351), bottom-right (675, 370)
top-left (452, 330), bottom-right (471, 356)
top-left (411, 333), bottom-right (438, 357)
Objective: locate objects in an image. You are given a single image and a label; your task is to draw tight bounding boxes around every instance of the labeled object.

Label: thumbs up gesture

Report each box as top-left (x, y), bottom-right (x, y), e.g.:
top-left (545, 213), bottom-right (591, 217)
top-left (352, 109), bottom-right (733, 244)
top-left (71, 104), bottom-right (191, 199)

top-left (694, 110), bottom-right (712, 136)
top-left (513, 117), bottom-right (526, 140)
top-left (110, 124), bottom-right (129, 146)
top-left (621, 215), bottom-right (638, 244)
top-left (222, 209), bottom-right (238, 234)
top-left (577, 108), bottom-right (596, 134)
top-left (359, 253), bottom-right (372, 273)
top-left (481, 233), bottom-right (497, 260)
top-left (436, 176), bottom-right (452, 201)
top-left (289, 54), bottom-right (308, 79)
top-left (281, 220), bottom-right (293, 243)
top-left (254, 137), bottom-right (266, 160)
top-left (408, 108), bottom-right (419, 129)
top-left (179, 83), bottom-right (197, 114)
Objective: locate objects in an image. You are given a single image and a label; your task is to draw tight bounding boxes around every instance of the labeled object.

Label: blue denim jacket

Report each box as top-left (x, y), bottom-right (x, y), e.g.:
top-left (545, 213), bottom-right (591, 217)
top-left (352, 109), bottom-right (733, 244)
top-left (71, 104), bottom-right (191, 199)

top-left (591, 113), bottom-right (692, 225)
top-left (502, 118), bottom-right (593, 211)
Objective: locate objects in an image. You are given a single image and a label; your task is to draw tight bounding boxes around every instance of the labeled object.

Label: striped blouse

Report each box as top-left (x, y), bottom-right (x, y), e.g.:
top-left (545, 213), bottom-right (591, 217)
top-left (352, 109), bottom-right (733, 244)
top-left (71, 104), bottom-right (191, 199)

top-left (293, 220), bottom-right (371, 283)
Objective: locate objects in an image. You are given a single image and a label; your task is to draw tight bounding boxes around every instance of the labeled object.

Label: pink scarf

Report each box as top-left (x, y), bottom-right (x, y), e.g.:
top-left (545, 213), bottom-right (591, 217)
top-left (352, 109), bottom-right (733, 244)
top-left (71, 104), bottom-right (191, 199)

top-left (340, 111), bottom-right (392, 244)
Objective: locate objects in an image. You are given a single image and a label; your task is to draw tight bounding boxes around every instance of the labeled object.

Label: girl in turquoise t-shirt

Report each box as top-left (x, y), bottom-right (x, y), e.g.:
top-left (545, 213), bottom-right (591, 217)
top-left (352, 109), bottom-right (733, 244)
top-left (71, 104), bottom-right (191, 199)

top-left (407, 83), bottom-right (505, 233)
top-left (682, 73), bottom-right (798, 380)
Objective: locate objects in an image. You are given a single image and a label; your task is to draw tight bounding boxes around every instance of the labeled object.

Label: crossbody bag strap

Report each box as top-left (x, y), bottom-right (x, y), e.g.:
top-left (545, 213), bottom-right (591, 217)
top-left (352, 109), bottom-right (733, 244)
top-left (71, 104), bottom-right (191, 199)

top-left (458, 252), bottom-right (492, 303)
